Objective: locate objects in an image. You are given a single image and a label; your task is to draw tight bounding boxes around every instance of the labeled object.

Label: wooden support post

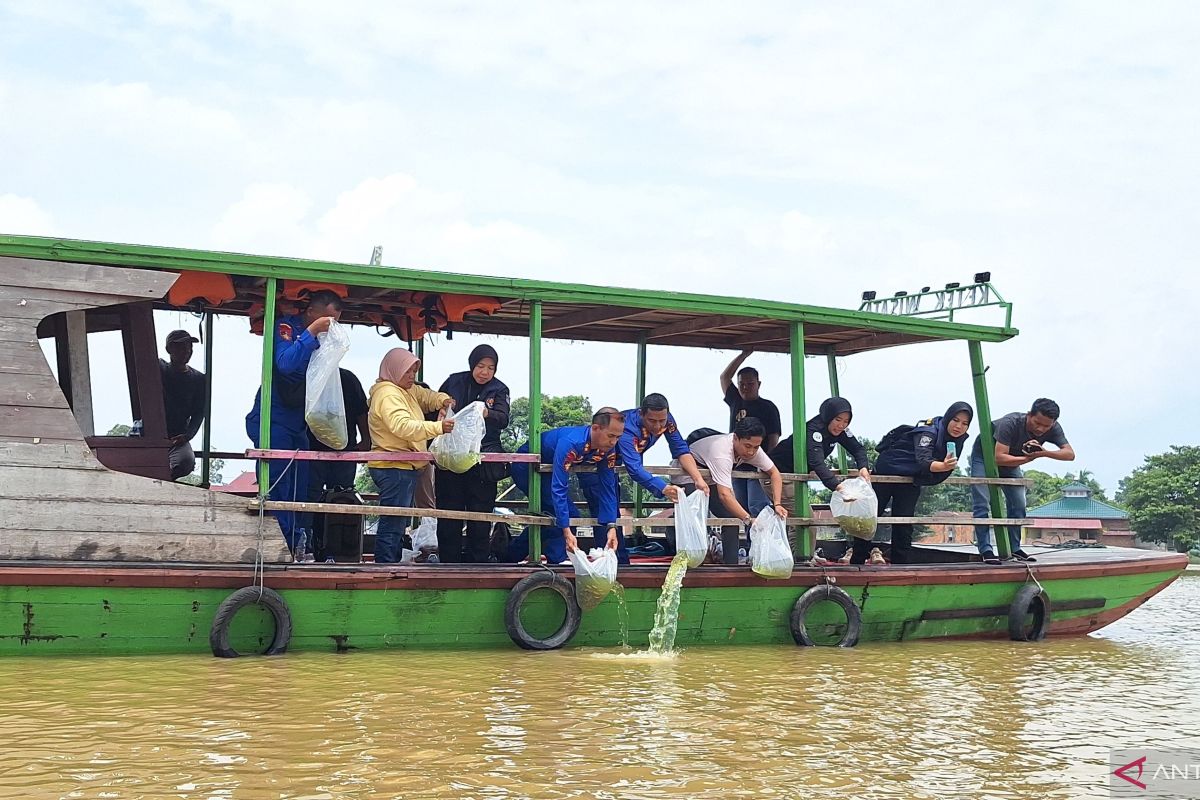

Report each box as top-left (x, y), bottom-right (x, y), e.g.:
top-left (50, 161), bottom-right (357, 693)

top-left (791, 322), bottom-right (811, 559)
top-left (968, 340), bottom-right (1010, 559)
top-left (527, 301), bottom-right (543, 561)
top-left (826, 349), bottom-right (847, 474)
top-left (64, 310), bottom-right (93, 436)
top-left (416, 338), bottom-right (425, 383)
top-left (257, 278), bottom-right (278, 497)
top-left (201, 311), bottom-right (215, 488)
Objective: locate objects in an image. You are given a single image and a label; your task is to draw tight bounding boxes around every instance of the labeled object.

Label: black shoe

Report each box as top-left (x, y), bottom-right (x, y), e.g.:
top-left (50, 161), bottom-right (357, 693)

top-left (981, 551), bottom-right (1002, 565)
top-left (1012, 549), bottom-right (1037, 563)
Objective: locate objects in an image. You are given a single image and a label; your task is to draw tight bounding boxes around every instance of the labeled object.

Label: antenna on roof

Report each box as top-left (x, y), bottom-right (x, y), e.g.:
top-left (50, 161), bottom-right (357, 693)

top-left (369, 246), bottom-right (383, 266)
top-left (858, 273), bottom-right (1011, 326)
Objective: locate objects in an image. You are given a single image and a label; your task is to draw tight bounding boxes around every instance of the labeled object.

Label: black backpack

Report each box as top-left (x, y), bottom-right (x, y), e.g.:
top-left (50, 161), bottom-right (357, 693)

top-left (686, 427), bottom-right (723, 446)
top-left (877, 424), bottom-right (915, 454)
top-left (314, 487), bottom-right (364, 563)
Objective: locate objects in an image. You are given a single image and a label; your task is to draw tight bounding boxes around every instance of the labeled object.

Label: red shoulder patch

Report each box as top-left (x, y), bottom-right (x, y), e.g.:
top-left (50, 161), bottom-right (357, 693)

top-left (278, 323), bottom-right (294, 342)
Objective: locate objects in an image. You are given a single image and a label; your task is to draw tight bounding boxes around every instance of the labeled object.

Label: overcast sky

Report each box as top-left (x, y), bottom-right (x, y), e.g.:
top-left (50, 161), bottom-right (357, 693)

top-left (2, 2), bottom-right (1198, 493)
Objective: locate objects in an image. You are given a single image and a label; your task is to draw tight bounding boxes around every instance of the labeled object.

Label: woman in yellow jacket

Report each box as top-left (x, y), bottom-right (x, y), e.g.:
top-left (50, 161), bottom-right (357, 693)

top-left (368, 348), bottom-right (454, 563)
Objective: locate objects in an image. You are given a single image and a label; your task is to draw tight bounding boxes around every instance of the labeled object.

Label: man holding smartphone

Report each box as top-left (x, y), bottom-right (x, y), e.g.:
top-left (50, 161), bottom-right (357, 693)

top-left (971, 398), bottom-right (1075, 563)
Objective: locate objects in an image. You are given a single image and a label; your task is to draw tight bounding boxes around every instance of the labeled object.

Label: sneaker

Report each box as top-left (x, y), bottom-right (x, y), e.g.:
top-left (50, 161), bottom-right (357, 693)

top-left (1012, 550), bottom-right (1038, 563)
top-left (838, 547), bottom-right (853, 564)
top-left (867, 547), bottom-right (887, 565)
top-left (980, 551), bottom-right (1002, 565)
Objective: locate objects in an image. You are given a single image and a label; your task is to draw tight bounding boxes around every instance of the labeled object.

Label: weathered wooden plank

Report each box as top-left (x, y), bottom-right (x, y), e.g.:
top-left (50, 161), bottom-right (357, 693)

top-left (644, 314), bottom-right (749, 341)
top-left (64, 310), bottom-right (93, 436)
top-left (0, 339), bottom-right (50, 375)
top-left (0, 441), bottom-right (102, 468)
top-left (0, 319), bottom-right (36, 344)
top-left (0, 257), bottom-right (177, 298)
top-left (543, 306), bottom-right (650, 334)
top-left (0, 404), bottom-right (81, 442)
top-left (0, 466), bottom-right (250, 507)
top-left (0, 529), bottom-right (289, 563)
top-left (0, 371), bottom-right (69, 409)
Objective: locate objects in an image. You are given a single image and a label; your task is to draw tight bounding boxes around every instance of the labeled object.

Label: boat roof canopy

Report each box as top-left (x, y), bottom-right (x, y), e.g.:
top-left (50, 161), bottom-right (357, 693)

top-left (0, 236), bottom-right (1018, 355)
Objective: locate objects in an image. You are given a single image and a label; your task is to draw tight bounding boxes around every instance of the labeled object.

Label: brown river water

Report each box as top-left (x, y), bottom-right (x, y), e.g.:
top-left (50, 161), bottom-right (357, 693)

top-left (1, 571), bottom-right (1197, 800)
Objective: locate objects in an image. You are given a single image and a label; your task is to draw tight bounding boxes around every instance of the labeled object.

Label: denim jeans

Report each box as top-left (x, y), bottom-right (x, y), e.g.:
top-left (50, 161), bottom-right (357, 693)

top-left (733, 475), bottom-right (770, 518)
top-left (369, 467), bottom-right (419, 564)
top-left (970, 447), bottom-right (1027, 555)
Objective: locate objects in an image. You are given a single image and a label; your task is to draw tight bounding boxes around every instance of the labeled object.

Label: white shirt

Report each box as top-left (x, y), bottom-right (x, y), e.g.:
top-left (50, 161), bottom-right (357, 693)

top-left (672, 433), bottom-right (775, 488)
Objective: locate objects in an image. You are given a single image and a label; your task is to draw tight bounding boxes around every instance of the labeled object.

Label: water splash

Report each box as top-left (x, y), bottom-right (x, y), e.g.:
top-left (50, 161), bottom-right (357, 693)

top-left (611, 583), bottom-right (629, 649)
top-left (647, 553), bottom-right (690, 655)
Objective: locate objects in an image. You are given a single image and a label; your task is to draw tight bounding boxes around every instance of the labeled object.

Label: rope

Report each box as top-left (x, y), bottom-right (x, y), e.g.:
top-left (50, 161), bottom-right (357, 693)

top-left (1025, 563), bottom-right (1044, 594)
top-left (253, 448), bottom-right (301, 599)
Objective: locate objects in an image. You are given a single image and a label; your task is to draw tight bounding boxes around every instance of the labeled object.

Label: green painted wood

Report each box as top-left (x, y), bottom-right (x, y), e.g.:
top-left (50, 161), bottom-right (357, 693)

top-left (257, 277), bottom-right (277, 495)
top-left (0, 237), bottom-right (1018, 344)
top-left (527, 301), bottom-right (543, 560)
top-left (0, 569), bottom-right (1179, 656)
top-left (968, 340), bottom-right (1008, 558)
top-left (790, 322), bottom-right (812, 559)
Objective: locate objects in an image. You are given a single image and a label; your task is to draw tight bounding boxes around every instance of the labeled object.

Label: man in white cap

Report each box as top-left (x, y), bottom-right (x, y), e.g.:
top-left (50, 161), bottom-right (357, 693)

top-left (161, 329), bottom-right (207, 480)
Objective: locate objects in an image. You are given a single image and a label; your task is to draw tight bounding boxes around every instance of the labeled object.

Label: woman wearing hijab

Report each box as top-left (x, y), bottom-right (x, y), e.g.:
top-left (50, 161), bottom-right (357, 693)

top-left (801, 397), bottom-right (873, 563)
top-left (368, 348), bottom-right (455, 563)
top-left (434, 344), bottom-right (511, 563)
top-left (873, 402), bottom-right (973, 565)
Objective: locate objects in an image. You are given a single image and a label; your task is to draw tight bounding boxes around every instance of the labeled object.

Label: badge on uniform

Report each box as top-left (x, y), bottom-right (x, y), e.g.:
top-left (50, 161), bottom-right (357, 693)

top-left (278, 323), bottom-right (293, 342)
top-left (813, 431), bottom-right (823, 443)
top-left (486, 396), bottom-right (495, 407)
top-left (919, 435), bottom-right (933, 447)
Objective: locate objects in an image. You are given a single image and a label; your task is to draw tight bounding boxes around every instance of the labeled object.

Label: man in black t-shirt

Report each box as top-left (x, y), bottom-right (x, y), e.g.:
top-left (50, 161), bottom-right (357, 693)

top-left (719, 350), bottom-right (782, 516)
top-left (159, 330), bottom-right (207, 481)
top-left (301, 368), bottom-right (371, 560)
top-left (970, 397), bottom-right (1075, 563)
top-left (307, 367), bottom-right (371, 493)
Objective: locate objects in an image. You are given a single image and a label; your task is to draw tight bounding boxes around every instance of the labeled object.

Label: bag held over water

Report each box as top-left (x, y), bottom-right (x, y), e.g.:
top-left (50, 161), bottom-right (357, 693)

top-left (674, 490), bottom-right (710, 568)
top-left (749, 506), bottom-right (794, 579)
top-left (430, 400), bottom-right (486, 473)
top-left (830, 476), bottom-right (879, 539)
top-left (568, 547), bottom-right (619, 611)
top-left (304, 320), bottom-right (351, 449)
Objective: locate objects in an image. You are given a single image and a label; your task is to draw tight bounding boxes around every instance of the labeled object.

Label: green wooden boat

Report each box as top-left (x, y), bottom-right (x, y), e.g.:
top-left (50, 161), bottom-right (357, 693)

top-left (0, 236), bottom-right (1187, 656)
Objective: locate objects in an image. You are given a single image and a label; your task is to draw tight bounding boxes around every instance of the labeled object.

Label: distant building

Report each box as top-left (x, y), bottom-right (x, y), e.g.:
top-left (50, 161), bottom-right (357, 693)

top-left (1026, 482), bottom-right (1136, 547)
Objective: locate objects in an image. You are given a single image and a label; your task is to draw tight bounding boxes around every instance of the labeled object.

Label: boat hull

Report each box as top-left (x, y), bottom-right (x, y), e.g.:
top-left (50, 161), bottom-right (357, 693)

top-left (0, 547), bottom-right (1187, 655)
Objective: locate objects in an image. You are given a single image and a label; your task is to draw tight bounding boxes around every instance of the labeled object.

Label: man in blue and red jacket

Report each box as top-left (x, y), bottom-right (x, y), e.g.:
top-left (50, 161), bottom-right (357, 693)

top-left (245, 290), bottom-right (342, 558)
top-left (508, 408), bottom-right (626, 564)
top-left (579, 394), bottom-right (710, 563)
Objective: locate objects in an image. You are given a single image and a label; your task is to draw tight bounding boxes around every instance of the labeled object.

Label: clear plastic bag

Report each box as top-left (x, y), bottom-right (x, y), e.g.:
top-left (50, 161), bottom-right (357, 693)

top-left (749, 506), bottom-right (794, 579)
top-left (430, 401), bottom-right (486, 473)
top-left (568, 546), bottom-right (618, 611)
top-left (674, 489), bottom-right (710, 568)
top-left (830, 476), bottom-right (879, 539)
top-left (304, 320), bottom-right (351, 449)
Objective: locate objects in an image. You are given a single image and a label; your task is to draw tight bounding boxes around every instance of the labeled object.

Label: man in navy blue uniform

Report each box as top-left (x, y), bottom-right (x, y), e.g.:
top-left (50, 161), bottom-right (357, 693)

top-left (245, 290), bottom-right (343, 559)
top-left (507, 408), bottom-right (626, 564)
top-left (580, 394), bottom-right (709, 563)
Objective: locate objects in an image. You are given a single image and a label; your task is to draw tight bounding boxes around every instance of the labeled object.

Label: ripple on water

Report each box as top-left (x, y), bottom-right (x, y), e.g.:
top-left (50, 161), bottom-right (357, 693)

top-left (0, 575), bottom-right (1195, 799)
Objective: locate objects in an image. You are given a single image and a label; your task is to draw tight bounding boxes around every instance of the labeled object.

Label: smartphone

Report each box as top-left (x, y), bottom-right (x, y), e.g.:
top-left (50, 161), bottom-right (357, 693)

top-left (946, 441), bottom-right (956, 458)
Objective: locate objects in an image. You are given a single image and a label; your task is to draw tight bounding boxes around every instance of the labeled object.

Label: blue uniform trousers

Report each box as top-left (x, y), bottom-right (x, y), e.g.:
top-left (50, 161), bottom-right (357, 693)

top-left (507, 465), bottom-right (625, 564)
top-left (245, 410), bottom-right (309, 552)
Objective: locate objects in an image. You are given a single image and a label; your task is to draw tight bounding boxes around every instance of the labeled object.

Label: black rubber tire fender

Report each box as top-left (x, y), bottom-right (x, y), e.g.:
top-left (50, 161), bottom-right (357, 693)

top-left (1008, 583), bottom-right (1051, 642)
top-left (790, 584), bottom-right (862, 648)
top-left (210, 586), bottom-right (293, 658)
top-left (505, 571), bottom-right (582, 651)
